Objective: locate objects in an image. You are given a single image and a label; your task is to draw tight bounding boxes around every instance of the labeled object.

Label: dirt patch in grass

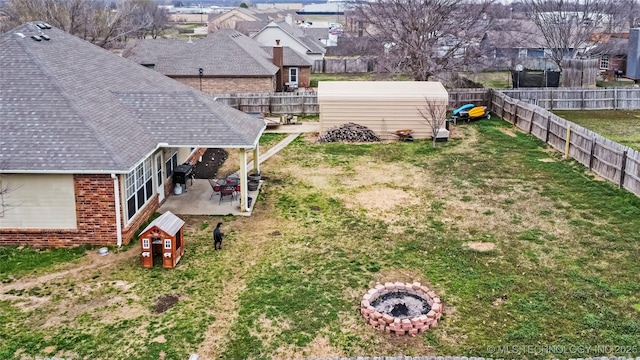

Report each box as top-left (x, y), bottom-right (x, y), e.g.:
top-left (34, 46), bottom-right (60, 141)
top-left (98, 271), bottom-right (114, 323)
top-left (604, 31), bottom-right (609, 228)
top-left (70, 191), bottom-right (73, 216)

top-left (538, 158), bottom-right (556, 162)
top-left (154, 294), bottom-right (179, 313)
top-left (464, 242), bottom-right (496, 252)
top-left (499, 128), bottom-right (517, 137)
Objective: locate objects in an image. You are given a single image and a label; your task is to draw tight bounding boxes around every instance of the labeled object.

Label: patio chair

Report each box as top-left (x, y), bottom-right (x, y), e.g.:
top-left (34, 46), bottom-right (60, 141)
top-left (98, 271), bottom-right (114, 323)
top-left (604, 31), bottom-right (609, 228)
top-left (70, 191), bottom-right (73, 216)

top-left (208, 179), bottom-right (219, 200)
top-left (219, 185), bottom-right (236, 204)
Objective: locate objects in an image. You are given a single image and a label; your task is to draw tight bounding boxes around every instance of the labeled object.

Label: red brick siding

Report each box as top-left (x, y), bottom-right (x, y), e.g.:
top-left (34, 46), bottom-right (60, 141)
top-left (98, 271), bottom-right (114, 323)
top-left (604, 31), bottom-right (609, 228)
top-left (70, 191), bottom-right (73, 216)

top-left (171, 76), bottom-right (275, 94)
top-left (122, 195), bottom-right (159, 245)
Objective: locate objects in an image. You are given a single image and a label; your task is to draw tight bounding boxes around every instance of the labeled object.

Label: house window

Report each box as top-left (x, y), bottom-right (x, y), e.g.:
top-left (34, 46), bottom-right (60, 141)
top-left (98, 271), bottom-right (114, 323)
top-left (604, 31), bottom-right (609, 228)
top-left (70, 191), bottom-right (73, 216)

top-left (125, 158), bottom-right (154, 220)
top-left (600, 55), bottom-right (609, 69)
top-left (142, 238), bottom-right (150, 249)
top-left (289, 67), bottom-right (298, 85)
top-left (164, 239), bottom-right (172, 249)
top-left (165, 149), bottom-right (178, 178)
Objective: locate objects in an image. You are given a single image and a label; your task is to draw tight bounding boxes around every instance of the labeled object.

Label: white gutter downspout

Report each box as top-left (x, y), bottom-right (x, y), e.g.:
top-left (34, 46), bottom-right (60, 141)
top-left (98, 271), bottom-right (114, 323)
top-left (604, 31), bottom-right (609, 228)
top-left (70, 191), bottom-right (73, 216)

top-left (111, 173), bottom-right (123, 247)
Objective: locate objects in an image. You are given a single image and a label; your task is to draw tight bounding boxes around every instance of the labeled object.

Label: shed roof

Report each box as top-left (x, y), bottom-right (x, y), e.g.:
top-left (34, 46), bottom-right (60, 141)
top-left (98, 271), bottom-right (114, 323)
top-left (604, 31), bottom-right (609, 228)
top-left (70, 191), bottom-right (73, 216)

top-left (318, 81), bottom-right (448, 102)
top-left (0, 23), bottom-right (265, 174)
top-left (141, 211), bottom-right (185, 236)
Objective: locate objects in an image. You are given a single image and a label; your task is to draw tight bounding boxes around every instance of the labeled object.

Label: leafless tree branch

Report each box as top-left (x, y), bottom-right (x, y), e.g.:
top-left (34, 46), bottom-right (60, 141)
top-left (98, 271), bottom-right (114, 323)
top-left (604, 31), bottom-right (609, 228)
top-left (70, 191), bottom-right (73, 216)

top-left (418, 97), bottom-right (447, 148)
top-left (349, 0), bottom-right (495, 81)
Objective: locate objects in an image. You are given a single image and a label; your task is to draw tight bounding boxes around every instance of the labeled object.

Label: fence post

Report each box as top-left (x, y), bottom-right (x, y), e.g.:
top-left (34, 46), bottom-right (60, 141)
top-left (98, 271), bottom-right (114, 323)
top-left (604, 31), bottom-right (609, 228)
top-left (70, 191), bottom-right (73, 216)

top-left (564, 124), bottom-right (571, 158)
top-left (545, 115), bottom-right (552, 143)
top-left (619, 150), bottom-right (628, 189)
top-left (581, 90), bottom-right (585, 110)
top-left (614, 88), bottom-right (618, 110)
top-left (528, 108), bottom-right (535, 134)
top-left (513, 103), bottom-right (518, 126)
top-left (589, 137), bottom-right (596, 170)
top-left (550, 89), bottom-right (554, 110)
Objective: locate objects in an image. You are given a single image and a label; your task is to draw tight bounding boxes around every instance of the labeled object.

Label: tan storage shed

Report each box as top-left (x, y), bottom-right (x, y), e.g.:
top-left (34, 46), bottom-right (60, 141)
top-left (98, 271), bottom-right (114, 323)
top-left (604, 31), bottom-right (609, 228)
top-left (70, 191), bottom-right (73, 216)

top-left (318, 81), bottom-right (449, 141)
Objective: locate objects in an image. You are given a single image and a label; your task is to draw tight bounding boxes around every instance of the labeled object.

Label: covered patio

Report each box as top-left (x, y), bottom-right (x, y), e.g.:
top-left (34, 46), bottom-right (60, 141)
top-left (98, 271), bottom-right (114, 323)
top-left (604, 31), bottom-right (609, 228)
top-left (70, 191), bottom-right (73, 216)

top-left (159, 177), bottom-right (263, 216)
top-left (159, 133), bottom-right (301, 216)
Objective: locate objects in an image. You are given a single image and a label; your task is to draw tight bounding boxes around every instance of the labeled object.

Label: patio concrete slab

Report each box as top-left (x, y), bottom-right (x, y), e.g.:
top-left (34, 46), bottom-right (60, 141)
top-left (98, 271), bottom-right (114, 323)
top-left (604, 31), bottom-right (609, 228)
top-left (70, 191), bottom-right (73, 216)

top-left (159, 178), bottom-right (262, 216)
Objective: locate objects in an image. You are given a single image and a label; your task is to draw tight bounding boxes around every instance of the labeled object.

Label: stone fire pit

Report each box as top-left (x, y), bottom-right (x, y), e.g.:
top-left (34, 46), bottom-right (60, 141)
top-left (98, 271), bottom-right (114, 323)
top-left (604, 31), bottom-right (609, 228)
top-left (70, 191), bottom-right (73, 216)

top-left (360, 281), bottom-right (443, 335)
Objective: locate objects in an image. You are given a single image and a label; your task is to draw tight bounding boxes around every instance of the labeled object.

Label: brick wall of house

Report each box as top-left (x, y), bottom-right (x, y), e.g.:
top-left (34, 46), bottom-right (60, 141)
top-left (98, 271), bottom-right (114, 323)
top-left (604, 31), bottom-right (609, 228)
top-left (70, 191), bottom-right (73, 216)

top-left (0, 175), bottom-right (119, 247)
top-left (1, 147), bottom-right (211, 248)
top-left (121, 195), bottom-right (159, 246)
top-left (171, 76), bottom-right (275, 94)
top-left (282, 66), bottom-right (312, 88)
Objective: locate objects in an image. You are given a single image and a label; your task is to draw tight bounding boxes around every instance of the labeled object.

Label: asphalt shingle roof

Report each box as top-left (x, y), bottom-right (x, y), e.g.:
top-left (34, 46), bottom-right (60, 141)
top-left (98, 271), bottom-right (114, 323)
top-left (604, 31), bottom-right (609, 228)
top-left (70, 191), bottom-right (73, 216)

top-left (261, 46), bottom-right (313, 67)
top-left (0, 23), bottom-right (265, 173)
top-left (125, 29), bottom-right (278, 77)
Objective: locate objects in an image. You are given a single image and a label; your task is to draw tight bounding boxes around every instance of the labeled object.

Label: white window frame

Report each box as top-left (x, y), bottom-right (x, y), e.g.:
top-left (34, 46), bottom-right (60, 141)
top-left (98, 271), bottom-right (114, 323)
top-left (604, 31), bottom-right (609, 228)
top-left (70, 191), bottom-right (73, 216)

top-left (142, 238), bottom-right (150, 249)
top-left (289, 67), bottom-right (298, 84)
top-left (164, 239), bottom-right (172, 249)
top-left (600, 55), bottom-right (609, 69)
top-left (165, 149), bottom-right (178, 179)
top-left (125, 158), bottom-right (154, 220)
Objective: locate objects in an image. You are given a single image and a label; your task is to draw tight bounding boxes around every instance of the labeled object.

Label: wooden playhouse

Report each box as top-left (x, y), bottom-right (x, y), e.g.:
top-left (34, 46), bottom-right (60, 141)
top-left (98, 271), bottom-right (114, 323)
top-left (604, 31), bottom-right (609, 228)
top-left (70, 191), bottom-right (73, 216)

top-left (139, 211), bottom-right (185, 269)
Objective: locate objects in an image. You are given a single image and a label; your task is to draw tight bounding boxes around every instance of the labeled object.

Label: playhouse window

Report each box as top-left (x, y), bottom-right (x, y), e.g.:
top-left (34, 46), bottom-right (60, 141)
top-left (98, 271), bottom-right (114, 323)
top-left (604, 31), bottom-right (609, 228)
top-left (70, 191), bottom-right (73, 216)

top-left (164, 239), bottom-right (171, 249)
top-left (142, 238), bottom-right (150, 249)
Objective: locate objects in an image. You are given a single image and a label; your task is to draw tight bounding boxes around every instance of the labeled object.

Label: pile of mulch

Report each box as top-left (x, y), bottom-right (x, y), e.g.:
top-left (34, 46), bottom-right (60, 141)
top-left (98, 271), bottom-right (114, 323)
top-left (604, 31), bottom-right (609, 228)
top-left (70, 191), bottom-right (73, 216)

top-left (192, 148), bottom-right (227, 179)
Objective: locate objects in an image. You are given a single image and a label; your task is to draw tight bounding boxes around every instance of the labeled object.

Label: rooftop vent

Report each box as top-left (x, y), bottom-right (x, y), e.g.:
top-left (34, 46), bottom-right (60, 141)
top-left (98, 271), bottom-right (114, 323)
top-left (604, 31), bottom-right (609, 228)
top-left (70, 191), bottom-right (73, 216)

top-left (43, 23), bottom-right (52, 29)
top-left (15, 32), bottom-right (26, 38)
top-left (40, 34), bottom-right (50, 41)
top-left (36, 23), bottom-right (47, 29)
top-left (31, 35), bottom-right (42, 42)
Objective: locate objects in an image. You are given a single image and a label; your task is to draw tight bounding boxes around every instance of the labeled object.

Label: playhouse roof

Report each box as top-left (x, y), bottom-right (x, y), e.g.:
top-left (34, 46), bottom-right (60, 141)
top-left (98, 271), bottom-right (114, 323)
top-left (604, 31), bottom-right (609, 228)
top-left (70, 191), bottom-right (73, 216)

top-left (141, 212), bottom-right (185, 236)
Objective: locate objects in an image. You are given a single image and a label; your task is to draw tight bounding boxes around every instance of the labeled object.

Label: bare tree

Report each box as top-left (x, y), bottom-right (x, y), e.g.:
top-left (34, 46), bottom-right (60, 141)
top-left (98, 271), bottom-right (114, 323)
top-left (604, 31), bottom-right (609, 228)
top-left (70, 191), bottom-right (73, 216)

top-left (349, 0), bottom-right (494, 81)
top-left (0, 0), bottom-right (168, 48)
top-left (606, 0), bottom-right (640, 32)
top-left (418, 98), bottom-right (448, 148)
top-left (522, 0), bottom-right (615, 72)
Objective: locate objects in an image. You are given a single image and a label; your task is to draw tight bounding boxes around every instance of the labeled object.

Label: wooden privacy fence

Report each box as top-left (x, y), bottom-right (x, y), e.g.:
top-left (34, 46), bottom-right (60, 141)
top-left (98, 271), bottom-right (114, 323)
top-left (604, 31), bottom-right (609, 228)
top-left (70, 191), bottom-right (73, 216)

top-left (500, 87), bottom-right (640, 110)
top-left (213, 89), bottom-right (492, 115)
top-left (213, 92), bottom-right (319, 115)
top-left (491, 91), bottom-right (640, 197)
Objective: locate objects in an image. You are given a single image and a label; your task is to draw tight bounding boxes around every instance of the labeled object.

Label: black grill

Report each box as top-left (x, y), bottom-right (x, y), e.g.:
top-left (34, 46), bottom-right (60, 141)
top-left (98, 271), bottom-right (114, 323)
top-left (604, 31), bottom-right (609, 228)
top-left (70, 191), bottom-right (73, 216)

top-left (173, 163), bottom-right (194, 186)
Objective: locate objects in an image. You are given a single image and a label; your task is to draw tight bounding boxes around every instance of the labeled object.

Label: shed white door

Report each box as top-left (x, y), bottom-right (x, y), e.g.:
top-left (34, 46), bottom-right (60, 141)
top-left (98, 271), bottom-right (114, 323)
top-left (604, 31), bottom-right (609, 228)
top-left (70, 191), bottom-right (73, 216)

top-left (155, 153), bottom-right (165, 202)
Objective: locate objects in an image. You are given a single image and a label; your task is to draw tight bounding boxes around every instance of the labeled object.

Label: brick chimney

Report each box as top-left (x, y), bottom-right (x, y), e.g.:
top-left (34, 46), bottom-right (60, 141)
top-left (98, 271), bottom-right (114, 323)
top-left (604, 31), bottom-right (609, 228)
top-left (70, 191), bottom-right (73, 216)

top-left (273, 39), bottom-right (284, 92)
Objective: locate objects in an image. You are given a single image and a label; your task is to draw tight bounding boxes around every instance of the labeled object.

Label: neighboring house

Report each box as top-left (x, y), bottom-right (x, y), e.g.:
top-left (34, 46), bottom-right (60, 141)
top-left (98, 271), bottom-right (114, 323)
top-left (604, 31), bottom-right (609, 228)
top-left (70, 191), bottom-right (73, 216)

top-left (479, 21), bottom-right (576, 70)
top-left (208, 7), bottom-right (262, 31)
top-left (252, 16), bottom-right (327, 70)
top-left (0, 23), bottom-right (265, 247)
top-left (124, 29), bottom-right (278, 94)
top-left (587, 32), bottom-right (629, 73)
top-left (303, 27), bottom-right (334, 47)
top-left (589, 37), bottom-right (628, 73)
top-left (124, 29), bottom-right (310, 94)
top-left (263, 44), bottom-right (313, 90)
top-left (209, 7), bottom-right (303, 32)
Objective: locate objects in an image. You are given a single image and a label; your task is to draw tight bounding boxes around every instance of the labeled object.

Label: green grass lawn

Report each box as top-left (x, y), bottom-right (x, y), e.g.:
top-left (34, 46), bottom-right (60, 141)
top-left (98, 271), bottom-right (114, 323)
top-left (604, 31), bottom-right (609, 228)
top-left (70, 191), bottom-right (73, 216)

top-left (1, 119), bottom-right (639, 359)
top-left (460, 71), bottom-right (512, 89)
top-left (553, 110), bottom-right (640, 150)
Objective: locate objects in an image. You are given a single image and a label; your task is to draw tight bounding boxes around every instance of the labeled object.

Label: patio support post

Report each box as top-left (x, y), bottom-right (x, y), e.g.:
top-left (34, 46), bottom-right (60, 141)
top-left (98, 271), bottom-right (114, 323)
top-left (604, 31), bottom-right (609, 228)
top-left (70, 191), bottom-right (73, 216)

top-left (239, 149), bottom-right (248, 212)
top-left (252, 145), bottom-right (260, 175)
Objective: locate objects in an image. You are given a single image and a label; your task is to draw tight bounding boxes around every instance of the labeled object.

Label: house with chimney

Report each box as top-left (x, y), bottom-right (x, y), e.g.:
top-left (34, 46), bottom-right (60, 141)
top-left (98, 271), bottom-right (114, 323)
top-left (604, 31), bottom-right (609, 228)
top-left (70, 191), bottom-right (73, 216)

top-left (124, 29), bottom-right (312, 94)
top-left (251, 15), bottom-right (327, 70)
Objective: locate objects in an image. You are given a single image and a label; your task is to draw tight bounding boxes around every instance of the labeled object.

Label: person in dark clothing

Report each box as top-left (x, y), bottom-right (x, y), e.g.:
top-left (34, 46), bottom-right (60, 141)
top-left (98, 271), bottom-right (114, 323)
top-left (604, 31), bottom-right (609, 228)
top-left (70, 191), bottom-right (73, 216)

top-left (213, 222), bottom-right (224, 250)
